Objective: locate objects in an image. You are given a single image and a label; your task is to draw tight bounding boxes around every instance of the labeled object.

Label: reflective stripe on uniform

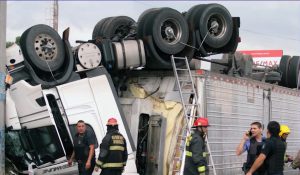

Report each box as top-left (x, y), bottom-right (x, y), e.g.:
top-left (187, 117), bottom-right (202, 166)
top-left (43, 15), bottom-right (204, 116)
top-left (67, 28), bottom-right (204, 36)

top-left (102, 162), bottom-right (124, 168)
top-left (109, 145), bottom-right (125, 151)
top-left (203, 152), bottom-right (208, 157)
top-left (186, 151), bottom-right (192, 157)
top-left (198, 166), bottom-right (205, 173)
top-left (186, 135), bottom-right (192, 147)
top-left (96, 160), bottom-right (103, 166)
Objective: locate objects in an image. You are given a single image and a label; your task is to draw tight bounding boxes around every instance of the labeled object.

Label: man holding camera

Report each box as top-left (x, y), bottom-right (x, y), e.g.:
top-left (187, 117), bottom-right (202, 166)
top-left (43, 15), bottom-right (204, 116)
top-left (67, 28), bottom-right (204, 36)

top-left (236, 122), bottom-right (266, 175)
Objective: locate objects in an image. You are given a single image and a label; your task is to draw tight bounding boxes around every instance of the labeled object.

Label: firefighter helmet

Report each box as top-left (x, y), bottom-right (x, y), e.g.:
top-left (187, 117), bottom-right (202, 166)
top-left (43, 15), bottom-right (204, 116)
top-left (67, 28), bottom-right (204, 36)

top-left (107, 117), bottom-right (118, 126)
top-left (279, 125), bottom-right (290, 137)
top-left (193, 118), bottom-right (209, 127)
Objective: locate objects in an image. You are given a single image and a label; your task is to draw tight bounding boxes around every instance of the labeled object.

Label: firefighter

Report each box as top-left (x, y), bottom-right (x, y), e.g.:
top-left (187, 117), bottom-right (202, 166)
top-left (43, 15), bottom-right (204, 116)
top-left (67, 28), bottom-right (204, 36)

top-left (184, 117), bottom-right (209, 175)
top-left (279, 125), bottom-right (293, 163)
top-left (236, 122), bottom-right (266, 175)
top-left (95, 118), bottom-right (128, 175)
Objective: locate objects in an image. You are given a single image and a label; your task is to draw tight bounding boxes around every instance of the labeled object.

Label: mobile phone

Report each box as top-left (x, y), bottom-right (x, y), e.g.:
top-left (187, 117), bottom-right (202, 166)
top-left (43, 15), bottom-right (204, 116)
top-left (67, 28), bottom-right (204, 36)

top-left (247, 129), bottom-right (252, 137)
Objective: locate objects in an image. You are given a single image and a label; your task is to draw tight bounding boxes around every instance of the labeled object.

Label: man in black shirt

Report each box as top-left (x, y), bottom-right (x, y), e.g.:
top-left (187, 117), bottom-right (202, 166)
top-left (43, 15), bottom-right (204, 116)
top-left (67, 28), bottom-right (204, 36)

top-left (246, 121), bottom-right (286, 175)
top-left (68, 120), bottom-right (96, 175)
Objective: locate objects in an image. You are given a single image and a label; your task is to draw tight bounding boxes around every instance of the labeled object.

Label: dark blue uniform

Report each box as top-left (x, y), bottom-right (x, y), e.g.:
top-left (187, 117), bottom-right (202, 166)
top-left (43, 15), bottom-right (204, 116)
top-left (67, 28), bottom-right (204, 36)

top-left (73, 131), bottom-right (96, 175)
top-left (261, 136), bottom-right (286, 175)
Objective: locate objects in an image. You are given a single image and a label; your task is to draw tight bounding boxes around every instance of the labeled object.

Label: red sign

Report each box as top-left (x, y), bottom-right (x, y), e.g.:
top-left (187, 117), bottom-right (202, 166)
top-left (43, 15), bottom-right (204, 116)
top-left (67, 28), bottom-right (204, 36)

top-left (239, 50), bottom-right (283, 66)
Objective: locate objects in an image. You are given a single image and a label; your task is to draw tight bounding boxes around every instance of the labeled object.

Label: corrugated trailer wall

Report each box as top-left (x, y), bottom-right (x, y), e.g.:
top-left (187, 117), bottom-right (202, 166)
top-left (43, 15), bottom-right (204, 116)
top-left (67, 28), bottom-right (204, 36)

top-left (197, 72), bottom-right (300, 175)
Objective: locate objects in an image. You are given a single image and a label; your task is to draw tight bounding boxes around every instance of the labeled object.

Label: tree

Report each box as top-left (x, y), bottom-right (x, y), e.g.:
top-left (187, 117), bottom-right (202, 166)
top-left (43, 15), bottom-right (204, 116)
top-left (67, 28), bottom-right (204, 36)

top-left (15, 36), bottom-right (21, 46)
top-left (6, 41), bottom-right (13, 48)
top-left (6, 36), bottom-right (21, 48)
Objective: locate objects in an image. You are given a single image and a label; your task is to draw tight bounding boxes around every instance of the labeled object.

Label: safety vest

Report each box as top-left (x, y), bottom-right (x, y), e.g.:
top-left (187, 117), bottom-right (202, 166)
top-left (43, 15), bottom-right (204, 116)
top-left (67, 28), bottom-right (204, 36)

top-left (96, 131), bottom-right (127, 169)
top-left (245, 137), bottom-right (266, 173)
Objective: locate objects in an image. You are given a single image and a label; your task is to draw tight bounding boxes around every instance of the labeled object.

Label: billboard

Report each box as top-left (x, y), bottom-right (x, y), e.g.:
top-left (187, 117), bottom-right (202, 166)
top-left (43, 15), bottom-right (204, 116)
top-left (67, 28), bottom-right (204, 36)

top-left (239, 50), bottom-right (283, 67)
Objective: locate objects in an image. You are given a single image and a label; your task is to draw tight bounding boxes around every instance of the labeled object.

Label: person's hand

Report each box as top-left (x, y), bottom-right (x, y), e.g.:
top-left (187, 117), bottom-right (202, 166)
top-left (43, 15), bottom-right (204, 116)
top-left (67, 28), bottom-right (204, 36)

top-left (243, 131), bottom-right (250, 140)
top-left (287, 155), bottom-right (294, 162)
top-left (94, 167), bottom-right (101, 173)
top-left (246, 172), bottom-right (252, 175)
top-left (67, 159), bottom-right (73, 167)
top-left (94, 166), bottom-right (99, 172)
top-left (85, 160), bottom-right (91, 169)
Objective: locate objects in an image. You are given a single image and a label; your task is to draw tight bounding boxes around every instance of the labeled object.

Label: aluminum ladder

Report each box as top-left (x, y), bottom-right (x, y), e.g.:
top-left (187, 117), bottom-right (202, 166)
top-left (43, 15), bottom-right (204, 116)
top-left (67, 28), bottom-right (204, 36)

top-left (170, 55), bottom-right (216, 175)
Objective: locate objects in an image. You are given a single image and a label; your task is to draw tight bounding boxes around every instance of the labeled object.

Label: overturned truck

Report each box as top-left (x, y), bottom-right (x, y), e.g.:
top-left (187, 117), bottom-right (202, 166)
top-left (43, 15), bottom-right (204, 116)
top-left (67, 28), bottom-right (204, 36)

top-left (5, 3), bottom-right (300, 175)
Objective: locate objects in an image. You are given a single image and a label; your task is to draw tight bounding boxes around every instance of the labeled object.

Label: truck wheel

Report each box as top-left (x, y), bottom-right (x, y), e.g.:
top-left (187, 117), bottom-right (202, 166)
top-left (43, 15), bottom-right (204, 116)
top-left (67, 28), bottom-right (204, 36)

top-left (92, 17), bottom-right (112, 39)
top-left (279, 55), bottom-right (291, 87)
top-left (198, 4), bottom-right (233, 49)
top-left (137, 8), bottom-right (160, 38)
top-left (287, 56), bottom-right (300, 88)
top-left (101, 16), bottom-right (135, 41)
top-left (186, 4), bottom-right (208, 30)
top-left (151, 8), bottom-right (189, 55)
top-left (217, 17), bottom-right (240, 53)
top-left (20, 24), bottom-right (65, 72)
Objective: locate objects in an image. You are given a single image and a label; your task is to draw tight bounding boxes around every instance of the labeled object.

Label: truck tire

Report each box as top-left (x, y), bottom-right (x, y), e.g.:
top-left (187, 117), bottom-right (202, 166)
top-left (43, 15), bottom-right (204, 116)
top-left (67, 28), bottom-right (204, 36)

top-left (279, 55), bottom-right (291, 87)
top-left (198, 4), bottom-right (233, 49)
top-left (217, 17), bottom-right (240, 53)
top-left (20, 24), bottom-right (65, 72)
top-left (151, 8), bottom-right (189, 55)
top-left (101, 16), bottom-right (135, 41)
top-left (92, 17), bottom-right (112, 39)
top-left (186, 4), bottom-right (208, 30)
top-left (287, 56), bottom-right (300, 88)
top-left (23, 39), bottom-right (75, 88)
top-left (137, 8), bottom-right (160, 38)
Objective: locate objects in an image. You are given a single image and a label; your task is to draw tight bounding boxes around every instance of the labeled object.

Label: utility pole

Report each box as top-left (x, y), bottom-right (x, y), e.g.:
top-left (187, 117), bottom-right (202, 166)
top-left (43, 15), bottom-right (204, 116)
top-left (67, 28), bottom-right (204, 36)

top-left (53, 0), bottom-right (58, 31)
top-left (0, 1), bottom-right (7, 175)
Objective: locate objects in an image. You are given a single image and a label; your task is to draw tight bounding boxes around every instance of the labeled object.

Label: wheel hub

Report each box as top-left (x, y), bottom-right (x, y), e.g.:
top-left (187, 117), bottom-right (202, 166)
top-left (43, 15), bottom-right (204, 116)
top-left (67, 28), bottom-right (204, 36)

top-left (160, 18), bottom-right (182, 45)
top-left (34, 34), bottom-right (58, 61)
top-left (207, 15), bottom-right (226, 38)
top-left (165, 26), bottom-right (175, 40)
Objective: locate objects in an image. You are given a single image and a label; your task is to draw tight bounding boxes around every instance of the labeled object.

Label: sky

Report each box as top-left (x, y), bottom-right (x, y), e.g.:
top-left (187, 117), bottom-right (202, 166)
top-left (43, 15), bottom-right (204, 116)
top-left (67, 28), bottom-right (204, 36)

top-left (6, 1), bottom-right (300, 56)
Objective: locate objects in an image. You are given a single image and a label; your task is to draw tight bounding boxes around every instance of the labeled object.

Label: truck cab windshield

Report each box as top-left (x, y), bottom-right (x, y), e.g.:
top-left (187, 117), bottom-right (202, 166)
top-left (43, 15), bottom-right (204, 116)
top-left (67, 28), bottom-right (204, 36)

top-left (7, 125), bottom-right (66, 171)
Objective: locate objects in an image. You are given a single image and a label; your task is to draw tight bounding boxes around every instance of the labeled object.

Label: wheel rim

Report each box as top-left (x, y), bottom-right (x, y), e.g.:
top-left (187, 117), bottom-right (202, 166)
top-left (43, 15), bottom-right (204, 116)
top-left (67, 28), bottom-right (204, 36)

top-left (34, 34), bottom-right (58, 61)
top-left (160, 18), bottom-right (182, 45)
top-left (207, 14), bottom-right (227, 38)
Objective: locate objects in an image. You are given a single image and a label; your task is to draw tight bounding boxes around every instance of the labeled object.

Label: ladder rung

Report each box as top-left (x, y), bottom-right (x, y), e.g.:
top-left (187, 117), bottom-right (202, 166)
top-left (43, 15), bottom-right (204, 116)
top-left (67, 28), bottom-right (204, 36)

top-left (176, 68), bottom-right (188, 71)
top-left (178, 79), bottom-right (191, 82)
top-left (178, 134), bottom-right (187, 138)
top-left (173, 57), bottom-right (187, 60)
top-left (181, 91), bottom-right (195, 94)
top-left (173, 156), bottom-right (183, 160)
top-left (184, 115), bottom-right (198, 118)
top-left (185, 104), bottom-right (198, 106)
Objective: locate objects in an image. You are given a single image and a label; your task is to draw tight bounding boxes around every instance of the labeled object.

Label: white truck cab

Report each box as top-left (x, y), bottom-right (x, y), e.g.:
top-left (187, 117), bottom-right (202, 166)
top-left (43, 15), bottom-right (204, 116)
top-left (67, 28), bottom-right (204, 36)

top-left (6, 67), bottom-right (137, 175)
